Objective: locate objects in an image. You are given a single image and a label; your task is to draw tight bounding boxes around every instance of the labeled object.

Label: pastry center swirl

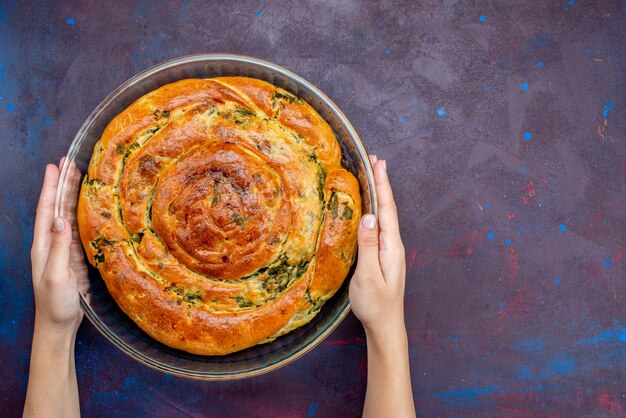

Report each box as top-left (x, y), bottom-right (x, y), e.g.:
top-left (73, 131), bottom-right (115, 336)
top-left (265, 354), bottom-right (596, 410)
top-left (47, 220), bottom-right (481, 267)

top-left (152, 143), bottom-right (290, 279)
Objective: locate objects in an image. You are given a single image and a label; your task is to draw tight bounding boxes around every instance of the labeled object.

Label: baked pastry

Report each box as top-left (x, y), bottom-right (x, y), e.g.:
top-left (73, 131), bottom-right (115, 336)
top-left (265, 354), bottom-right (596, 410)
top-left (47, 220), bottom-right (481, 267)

top-left (77, 77), bottom-right (361, 355)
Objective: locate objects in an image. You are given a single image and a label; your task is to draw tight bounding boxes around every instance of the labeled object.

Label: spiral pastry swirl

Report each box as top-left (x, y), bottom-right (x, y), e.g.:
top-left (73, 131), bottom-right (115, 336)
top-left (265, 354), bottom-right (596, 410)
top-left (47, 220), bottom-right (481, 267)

top-left (77, 77), bottom-right (361, 355)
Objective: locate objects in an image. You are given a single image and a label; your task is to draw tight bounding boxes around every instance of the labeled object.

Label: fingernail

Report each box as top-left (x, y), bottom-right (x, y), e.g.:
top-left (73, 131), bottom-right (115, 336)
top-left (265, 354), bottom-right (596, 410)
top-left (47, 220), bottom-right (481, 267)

top-left (54, 217), bottom-right (65, 232)
top-left (362, 214), bottom-right (377, 229)
top-left (382, 160), bottom-right (387, 171)
top-left (371, 155), bottom-right (378, 163)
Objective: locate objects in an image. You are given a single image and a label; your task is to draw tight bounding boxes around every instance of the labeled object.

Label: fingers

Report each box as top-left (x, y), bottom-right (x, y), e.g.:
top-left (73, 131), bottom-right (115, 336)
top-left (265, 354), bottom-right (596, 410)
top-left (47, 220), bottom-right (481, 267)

top-left (41, 217), bottom-right (72, 285)
top-left (31, 164), bottom-right (60, 279)
top-left (369, 154), bottom-right (378, 166)
top-left (355, 214), bottom-right (383, 280)
top-left (34, 165), bottom-right (60, 239)
top-left (372, 158), bottom-right (401, 246)
top-left (62, 161), bottom-right (81, 224)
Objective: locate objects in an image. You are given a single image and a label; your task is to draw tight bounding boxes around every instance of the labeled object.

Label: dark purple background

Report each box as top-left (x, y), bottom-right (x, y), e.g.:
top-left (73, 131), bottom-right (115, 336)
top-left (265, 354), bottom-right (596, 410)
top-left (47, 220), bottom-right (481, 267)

top-left (1, 1), bottom-right (624, 417)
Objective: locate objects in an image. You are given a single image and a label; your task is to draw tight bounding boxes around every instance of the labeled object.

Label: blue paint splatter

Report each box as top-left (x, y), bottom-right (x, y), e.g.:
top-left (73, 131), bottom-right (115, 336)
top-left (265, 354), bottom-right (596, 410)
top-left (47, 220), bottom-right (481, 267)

top-left (385, 49), bottom-right (391, 56)
top-left (541, 354), bottom-right (577, 378)
top-left (399, 117), bottom-right (406, 123)
top-left (483, 85), bottom-right (489, 91)
top-left (577, 324), bottom-right (626, 345)
top-left (520, 167), bottom-right (526, 173)
top-left (433, 384), bottom-right (499, 403)
top-left (555, 277), bottom-right (560, 285)
top-left (603, 259), bottom-right (612, 268)
top-left (518, 226), bottom-right (524, 232)
top-left (520, 82), bottom-right (529, 90)
top-left (513, 337), bottom-right (545, 352)
top-left (505, 239), bottom-right (511, 246)
top-left (517, 365), bottom-right (535, 380)
top-left (568, 0), bottom-right (574, 5)
top-left (66, 17), bottom-right (75, 25)
top-left (308, 402), bottom-right (319, 418)
top-left (437, 108), bottom-right (446, 116)
top-left (44, 118), bottom-right (52, 125)
top-left (375, 17), bottom-right (380, 25)
top-left (255, 10), bottom-right (262, 16)
top-left (484, 203), bottom-right (490, 209)
top-left (602, 100), bottom-right (613, 119)
top-left (479, 15), bottom-right (487, 22)
top-left (412, 99), bottom-right (417, 106)
top-left (7, 103), bottom-right (15, 111)
top-left (500, 389), bottom-right (505, 395)
top-left (487, 232), bottom-right (494, 240)
top-left (559, 224), bottom-right (566, 232)
top-left (523, 131), bottom-right (533, 141)
top-left (537, 61), bottom-right (543, 67)
top-left (452, 336), bottom-right (459, 343)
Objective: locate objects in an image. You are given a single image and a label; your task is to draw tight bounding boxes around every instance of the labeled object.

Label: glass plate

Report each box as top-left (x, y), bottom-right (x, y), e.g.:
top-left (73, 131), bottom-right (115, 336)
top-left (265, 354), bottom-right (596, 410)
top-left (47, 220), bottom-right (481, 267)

top-left (55, 54), bottom-right (377, 380)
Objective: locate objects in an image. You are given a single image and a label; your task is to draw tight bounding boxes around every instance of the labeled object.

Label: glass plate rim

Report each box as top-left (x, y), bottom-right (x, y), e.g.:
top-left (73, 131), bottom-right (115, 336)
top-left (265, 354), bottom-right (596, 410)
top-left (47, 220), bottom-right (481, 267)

top-left (55, 53), bottom-right (378, 380)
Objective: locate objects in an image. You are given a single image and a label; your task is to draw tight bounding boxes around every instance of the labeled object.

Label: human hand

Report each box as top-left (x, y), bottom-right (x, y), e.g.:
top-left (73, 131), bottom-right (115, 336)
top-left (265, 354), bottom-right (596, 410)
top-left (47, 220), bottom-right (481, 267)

top-left (349, 155), bottom-right (406, 339)
top-left (24, 161), bottom-right (84, 418)
top-left (350, 156), bottom-right (415, 418)
top-left (30, 161), bottom-right (85, 336)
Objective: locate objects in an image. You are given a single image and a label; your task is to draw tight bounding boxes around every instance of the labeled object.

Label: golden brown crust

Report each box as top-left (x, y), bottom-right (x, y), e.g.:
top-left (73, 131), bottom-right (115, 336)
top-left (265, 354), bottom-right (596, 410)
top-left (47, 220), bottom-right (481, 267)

top-left (212, 77), bottom-right (341, 168)
top-left (77, 77), bottom-right (360, 355)
top-left (310, 169), bottom-right (361, 300)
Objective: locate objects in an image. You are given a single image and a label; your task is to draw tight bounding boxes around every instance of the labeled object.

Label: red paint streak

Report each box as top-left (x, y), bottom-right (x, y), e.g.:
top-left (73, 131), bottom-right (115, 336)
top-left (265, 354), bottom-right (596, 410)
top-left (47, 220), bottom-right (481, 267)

top-left (615, 251), bottom-right (624, 262)
top-left (507, 213), bottom-right (517, 220)
top-left (407, 247), bottom-right (425, 269)
top-left (507, 248), bottom-right (519, 279)
top-left (323, 336), bottom-right (365, 346)
top-left (496, 406), bottom-right (534, 416)
top-left (538, 176), bottom-right (548, 184)
top-left (522, 179), bottom-right (536, 204)
top-left (599, 393), bottom-right (623, 412)
top-left (447, 230), bottom-right (482, 257)
top-left (498, 294), bottom-right (531, 319)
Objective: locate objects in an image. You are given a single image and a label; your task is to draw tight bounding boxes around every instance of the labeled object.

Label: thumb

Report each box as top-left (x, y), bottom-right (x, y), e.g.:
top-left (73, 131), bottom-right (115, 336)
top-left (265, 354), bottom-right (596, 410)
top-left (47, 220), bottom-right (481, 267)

top-left (355, 214), bottom-right (381, 274)
top-left (43, 217), bottom-right (72, 283)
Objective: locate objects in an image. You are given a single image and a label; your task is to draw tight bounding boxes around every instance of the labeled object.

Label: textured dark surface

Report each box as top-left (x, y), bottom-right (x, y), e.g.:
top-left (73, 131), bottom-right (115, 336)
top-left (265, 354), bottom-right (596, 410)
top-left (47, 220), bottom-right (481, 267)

top-left (1, 1), bottom-right (624, 417)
